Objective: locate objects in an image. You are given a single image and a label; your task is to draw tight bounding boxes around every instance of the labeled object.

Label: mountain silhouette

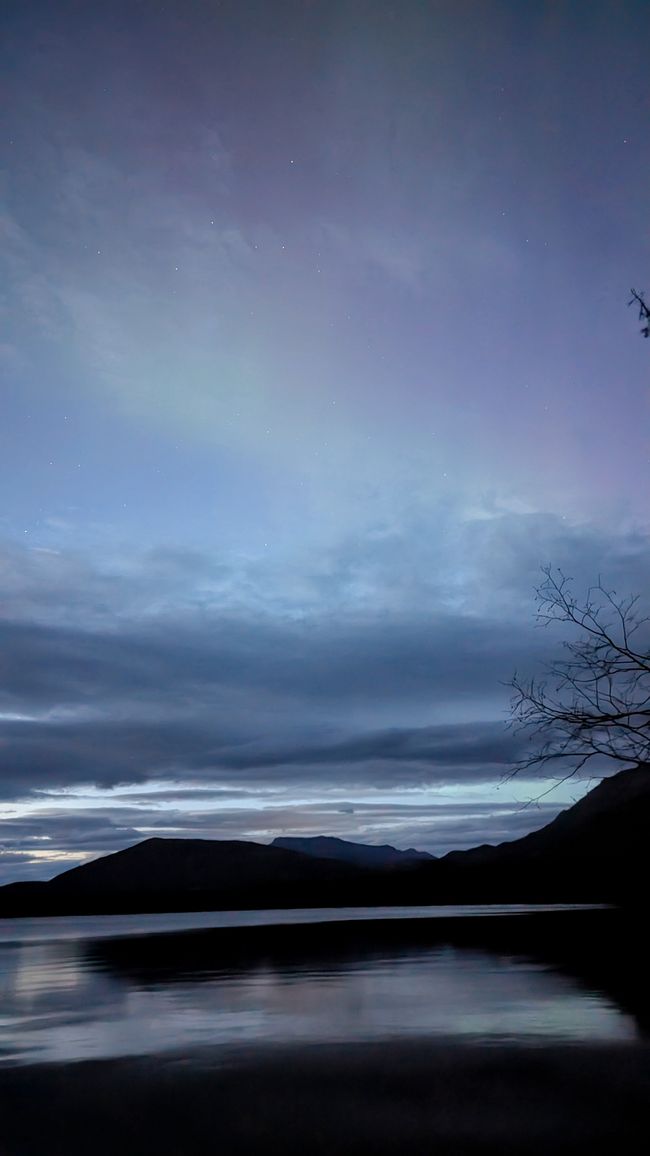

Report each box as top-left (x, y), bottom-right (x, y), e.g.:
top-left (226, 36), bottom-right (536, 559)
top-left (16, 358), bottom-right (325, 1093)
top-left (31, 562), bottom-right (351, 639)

top-left (272, 835), bottom-right (434, 868)
top-left (48, 837), bottom-right (356, 895)
top-left (2, 765), bottom-right (649, 916)
top-left (436, 764), bottom-right (650, 901)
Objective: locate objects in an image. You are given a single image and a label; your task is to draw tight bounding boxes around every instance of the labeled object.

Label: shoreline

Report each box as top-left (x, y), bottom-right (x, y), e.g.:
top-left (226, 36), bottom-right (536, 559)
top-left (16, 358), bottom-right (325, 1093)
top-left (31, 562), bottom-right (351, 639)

top-left (0, 899), bottom-right (611, 933)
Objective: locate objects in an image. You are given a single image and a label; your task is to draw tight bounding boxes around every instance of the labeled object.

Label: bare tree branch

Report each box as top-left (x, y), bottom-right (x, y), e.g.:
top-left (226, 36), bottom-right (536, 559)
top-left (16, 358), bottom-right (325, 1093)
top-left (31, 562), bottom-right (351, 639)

top-left (629, 288), bottom-right (650, 338)
top-left (507, 566), bottom-right (650, 777)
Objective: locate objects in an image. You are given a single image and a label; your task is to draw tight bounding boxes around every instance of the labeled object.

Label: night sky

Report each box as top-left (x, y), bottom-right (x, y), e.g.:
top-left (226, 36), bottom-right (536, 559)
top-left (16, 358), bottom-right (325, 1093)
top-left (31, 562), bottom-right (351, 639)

top-left (1, 0), bottom-right (649, 883)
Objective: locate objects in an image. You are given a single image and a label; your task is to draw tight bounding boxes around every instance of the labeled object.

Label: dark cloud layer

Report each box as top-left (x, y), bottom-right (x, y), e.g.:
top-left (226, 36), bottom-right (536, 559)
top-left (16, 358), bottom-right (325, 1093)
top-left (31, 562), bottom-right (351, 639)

top-left (0, 715), bottom-right (525, 801)
top-left (0, 612), bottom-right (536, 710)
top-left (2, 520), bottom-right (650, 805)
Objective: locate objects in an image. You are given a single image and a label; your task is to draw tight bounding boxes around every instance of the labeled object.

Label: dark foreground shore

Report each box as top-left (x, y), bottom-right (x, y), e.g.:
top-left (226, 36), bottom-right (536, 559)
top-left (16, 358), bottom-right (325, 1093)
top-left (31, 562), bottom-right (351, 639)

top-left (2, 1040), bottom-right (649, 1155)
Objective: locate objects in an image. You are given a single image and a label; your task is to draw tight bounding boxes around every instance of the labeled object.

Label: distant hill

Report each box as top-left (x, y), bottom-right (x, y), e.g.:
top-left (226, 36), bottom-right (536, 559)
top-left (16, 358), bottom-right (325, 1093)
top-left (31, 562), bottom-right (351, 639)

top-left (272, 836), bottom-right (434, 869)
top-left (436, 764), bottom-right (650, 902)
top-left (48, 837), bottom-right (355, 895)
top-left (2, 766), bottom-right (650, 916)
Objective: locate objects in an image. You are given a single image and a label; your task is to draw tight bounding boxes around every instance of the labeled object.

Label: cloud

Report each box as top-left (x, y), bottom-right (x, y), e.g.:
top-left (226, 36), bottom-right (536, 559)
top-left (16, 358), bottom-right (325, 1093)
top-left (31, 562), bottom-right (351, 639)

top-left (0, 609), bottom-right (537, 710)
top-left (220, 722), bottom-right (521, 772)
top-left (0, 714), bottom-right (525, 802)
top-left (1, 513), bottom-right (649, 808)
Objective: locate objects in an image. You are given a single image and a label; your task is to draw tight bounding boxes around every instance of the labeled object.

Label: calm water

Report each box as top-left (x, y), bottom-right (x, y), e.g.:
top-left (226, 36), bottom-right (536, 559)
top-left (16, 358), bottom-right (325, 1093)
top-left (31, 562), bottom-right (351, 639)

top-left (0, 903), bottom-right (607, 945)
top-left (0, 906), bottom-right (638, 1065)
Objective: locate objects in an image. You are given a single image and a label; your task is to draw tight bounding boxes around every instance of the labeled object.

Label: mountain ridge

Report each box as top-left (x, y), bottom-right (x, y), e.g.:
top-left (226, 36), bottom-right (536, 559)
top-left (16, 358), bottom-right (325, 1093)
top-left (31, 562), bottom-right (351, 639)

top-left (2, 765), bottom-right (649, 915)
top-left (271, 835), bottom-right (435, 868)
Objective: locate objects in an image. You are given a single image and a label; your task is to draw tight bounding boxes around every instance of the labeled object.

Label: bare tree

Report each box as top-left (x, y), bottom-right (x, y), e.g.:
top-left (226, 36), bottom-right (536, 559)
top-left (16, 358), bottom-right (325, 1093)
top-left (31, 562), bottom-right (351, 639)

top-left (508, 294), bottom-right (650, 783)
top-left (629, 288), bottom-right (650, 338)
top-left (508, 566), bottom-right (650, 779)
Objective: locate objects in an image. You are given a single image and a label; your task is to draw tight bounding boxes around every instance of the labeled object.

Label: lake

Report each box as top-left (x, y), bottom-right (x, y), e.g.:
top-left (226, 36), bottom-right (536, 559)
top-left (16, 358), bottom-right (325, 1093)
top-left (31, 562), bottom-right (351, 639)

top-left (0, 904), bottom-right (642, 1066)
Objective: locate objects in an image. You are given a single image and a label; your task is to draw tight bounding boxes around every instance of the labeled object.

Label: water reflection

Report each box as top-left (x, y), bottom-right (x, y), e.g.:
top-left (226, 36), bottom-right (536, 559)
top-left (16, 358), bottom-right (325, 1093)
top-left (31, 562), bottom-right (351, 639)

top-left (0, 908), bottom-right (643, 1065)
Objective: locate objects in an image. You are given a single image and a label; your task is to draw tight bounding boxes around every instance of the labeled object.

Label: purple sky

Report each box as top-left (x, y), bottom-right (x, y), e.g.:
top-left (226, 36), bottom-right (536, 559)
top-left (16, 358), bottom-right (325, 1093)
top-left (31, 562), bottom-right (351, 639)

top-left (1, 0), bottom-right (649, 882)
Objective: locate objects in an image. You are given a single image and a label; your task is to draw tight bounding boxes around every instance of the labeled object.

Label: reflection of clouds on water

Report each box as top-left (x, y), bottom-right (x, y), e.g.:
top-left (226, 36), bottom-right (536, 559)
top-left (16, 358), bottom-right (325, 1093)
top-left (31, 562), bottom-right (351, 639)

top-left (0, 921), bottom-right (638, 1066)
top-left (0, 938), bottom-right (133, 1063)
top-left (10, 943), bottom-right (84, 996)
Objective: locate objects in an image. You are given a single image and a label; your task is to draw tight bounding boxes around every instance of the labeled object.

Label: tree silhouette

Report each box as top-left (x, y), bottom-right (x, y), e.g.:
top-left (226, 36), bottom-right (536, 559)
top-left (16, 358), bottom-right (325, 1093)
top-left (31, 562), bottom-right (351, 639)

top-left (508, 292), bottom-right (650, 782)
top-left (508, 566), bottom-right (650, 780)
top-left (629, 288), bottom-right (650, 338)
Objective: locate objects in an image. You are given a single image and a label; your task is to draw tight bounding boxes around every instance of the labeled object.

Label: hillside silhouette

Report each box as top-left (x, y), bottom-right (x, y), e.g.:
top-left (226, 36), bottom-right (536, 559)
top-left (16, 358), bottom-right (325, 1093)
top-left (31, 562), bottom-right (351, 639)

top-left (2, 765), bottom-right (649, 916)
top-left (272, 835), bottom-right (434, 867)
